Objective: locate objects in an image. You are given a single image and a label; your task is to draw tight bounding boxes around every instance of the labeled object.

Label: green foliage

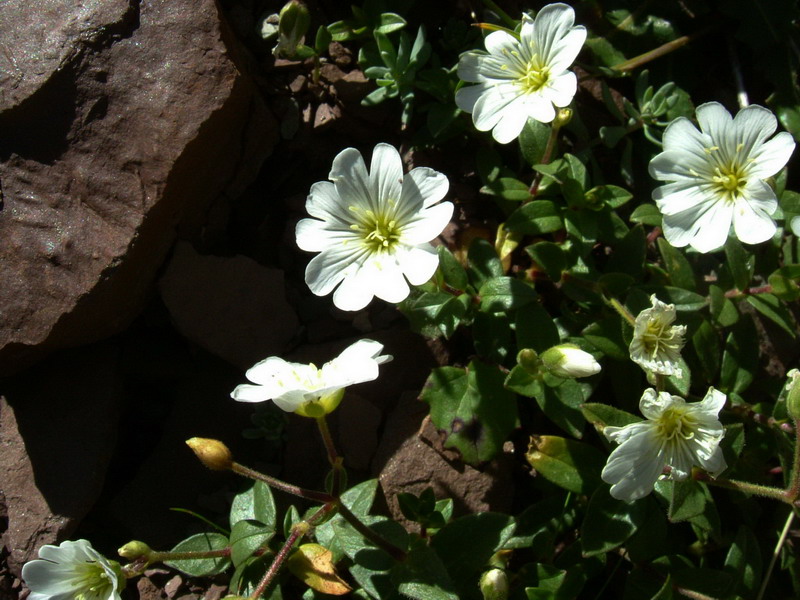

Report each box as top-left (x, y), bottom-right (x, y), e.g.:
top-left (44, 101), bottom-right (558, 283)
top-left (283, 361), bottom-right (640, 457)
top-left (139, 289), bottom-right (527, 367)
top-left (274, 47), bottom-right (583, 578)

top-left (165, 533), bottom-right (231, 577)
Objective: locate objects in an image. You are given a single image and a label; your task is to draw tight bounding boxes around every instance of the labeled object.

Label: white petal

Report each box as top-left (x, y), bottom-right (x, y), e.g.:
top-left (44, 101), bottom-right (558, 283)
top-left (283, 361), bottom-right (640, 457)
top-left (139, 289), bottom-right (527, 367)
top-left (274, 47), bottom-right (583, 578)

top-left (696, 102), bottom-right (734, 142)
top-left (296, 218), bottom-right (354, 252)
top-left (455, 83), bottom-right (487, 114)
top-left (639, 389), bottom-right (672, 420)
top-left (546, 26), bottom-right (587, 73)
top-left (602, 428), bottom-right (666, 501)
top-left (231, 384), bottom-right (275, 403)
top-left (401, 202), bottom-right (453, 244)
top-left (331, 267), bottom-right (375, 311)
top-left (305, 181), bottom-right (350, 222)
top-left (541, 71), bottom-right (577, 108)
top-left (272, 390), bottom-right (310, 412)
top-left (335, 339), bottom-right (387, 363)
top-left (532, 3), bottom-right (576, 61)
top-left (748, 131), bottom-right (796, 178)
top-left (330, 148), bottom-right (374, 212)
top-left (471, 84), bottom-right (520, 132)
top-left (662, 199), bottom-right (733, 253)
top-left (732, 104), bottom-right (777, 153)
top-left (402, 167), bottom-right (450, 209)
top-left (304, 244), bottom-right (364, 297)
top-left (370, 143), bottom-right (404, 206)
top-left (369, 257), bottom-right (411, 304)
top-left (456, 52), bottom-right (487, 83)
top-left (244, 356), bottom-right (291, 385)
top-left (660, 117), bottom-right (712, 156)
top-left (484, 29), bottom-right (520, 57)
top-left (696, 445), bottom-right (727, 477)
top-left (395, 244), bottom-right (440, 286)
top-left (649, 149), bottom-right (711, 182)
top-left (493, 99), bottom-right (537, 143)
top-left (732, 193), bottom-right (777, 245)
top-left (653, 180), bottom-right (713, 215)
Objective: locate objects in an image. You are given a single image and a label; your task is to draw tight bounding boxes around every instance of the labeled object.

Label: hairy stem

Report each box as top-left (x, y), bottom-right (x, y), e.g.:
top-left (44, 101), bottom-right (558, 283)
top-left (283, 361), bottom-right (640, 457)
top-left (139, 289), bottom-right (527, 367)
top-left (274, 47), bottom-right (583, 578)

top-left (232, 462), bottom-right (334, 504)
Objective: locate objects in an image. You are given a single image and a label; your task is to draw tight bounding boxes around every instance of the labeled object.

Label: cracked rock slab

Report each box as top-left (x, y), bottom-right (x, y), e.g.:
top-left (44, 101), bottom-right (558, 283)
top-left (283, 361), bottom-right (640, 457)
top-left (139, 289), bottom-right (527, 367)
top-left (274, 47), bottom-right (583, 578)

top-left (0, 0), bottom-right (277, 375)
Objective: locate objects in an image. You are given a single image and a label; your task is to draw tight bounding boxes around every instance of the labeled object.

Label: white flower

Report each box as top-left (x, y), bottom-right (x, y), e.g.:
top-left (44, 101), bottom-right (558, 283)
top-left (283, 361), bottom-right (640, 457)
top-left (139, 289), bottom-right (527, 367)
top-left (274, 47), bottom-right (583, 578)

top-left (296, 143), bottom-right (452, 311)
top-left (22, 539), bottom-right (124, 600)
top-left (601, 388), bottom-right (727, 502)
top-left (650, 102), bottom-right (796, 253)
top-left (455, 3), bottom-right (586, 144)
top-left (540, 344), bottom-right (601, 378)
top-left (629, 294), bottom-right (687, 377)
top-left (231, 339), bottom-right (392, 415)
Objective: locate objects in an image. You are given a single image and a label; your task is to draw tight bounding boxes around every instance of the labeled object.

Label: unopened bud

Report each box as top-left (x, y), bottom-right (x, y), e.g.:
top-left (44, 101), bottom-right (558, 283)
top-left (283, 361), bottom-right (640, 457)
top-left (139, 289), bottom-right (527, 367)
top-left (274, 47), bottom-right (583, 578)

top-left (516, 348), bottom-right (541, 374)
top-left (118, 540), bottom-right (151, 560)
top-left (186, 437), bottom-right (233, 471)
top-left (554, 107), bottom-right (573, 128)
top-left (273, 0), bottom-right (310, 58)
top-left (540, 344), bottom-right (601, 378)
top-left (786, 369), bottom-right (800, 421)
top-left (479, 568), bottom-right (509, 600)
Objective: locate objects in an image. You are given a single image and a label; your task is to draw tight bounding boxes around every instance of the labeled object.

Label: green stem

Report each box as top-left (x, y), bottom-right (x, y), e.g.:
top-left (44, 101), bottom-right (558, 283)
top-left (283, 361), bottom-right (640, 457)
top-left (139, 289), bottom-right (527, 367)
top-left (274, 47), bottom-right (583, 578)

top-left (700, 475), bottom-right (792, 504)
top-left (605, 295), bottom-right (637, 327)
top-left (337, 502), bottom-right (407, 561)
top-left (756, 509), bottom-right (795, 600)
top-left (250, 525), bottom-right (305, 599)
top-left (232, 461), bottom-right (334, 504)
top-left (146, 547), bottom-right (231, 564)
top-left (528, 119), bottom-right (563, 197)
top-left (316, 415), bottom-right (339, 465)
top-left (480, 0), bottom-right (516, 29)
top-left (786, 418), bottom-right (800, 502)
top-left (611, 27), bottom-right (716, 73)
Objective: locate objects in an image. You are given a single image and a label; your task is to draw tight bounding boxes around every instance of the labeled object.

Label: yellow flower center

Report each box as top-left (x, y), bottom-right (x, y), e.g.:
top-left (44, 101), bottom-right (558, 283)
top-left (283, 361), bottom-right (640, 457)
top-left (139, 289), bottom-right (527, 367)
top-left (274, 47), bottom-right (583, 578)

top-left (350, 205), bottom-right (402, 253)
top-left (711, 163), bottom-right (747, 203)
top-left (73, 562), bottom-right (113, 600)
top-left (641, 319), bottom-right (681, 359)
top-left (656, 407), bottom-right (697, 441)
top-left (518, 55), bottom-right (550, 94)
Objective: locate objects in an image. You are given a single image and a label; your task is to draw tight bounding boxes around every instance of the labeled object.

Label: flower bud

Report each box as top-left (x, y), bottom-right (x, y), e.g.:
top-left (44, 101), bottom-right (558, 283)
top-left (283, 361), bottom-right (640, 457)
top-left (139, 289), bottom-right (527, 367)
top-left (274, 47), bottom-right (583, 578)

top-left (186, 438), bottom-right (233, 471)
top-left (117, 541), bottom-right (151, 560)
top-left (540, 344), bottom-right (601, 378)
top-left (786, 369), bottom-right (800, 421)
top-left (554, 107), bottom-right (573, 128)
top-left (516, 348), bottom-right (541, 374)
top-left (273, 0), bottom-right (310, 58)
top-left (479, 568), bottom-right (509, 600)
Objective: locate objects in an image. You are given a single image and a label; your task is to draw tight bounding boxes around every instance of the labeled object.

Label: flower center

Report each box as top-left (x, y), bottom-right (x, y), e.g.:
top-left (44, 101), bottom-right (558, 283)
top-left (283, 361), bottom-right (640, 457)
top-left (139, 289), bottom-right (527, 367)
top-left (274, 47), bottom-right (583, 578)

top-left (641, 319), bottom-right (681, 359)
top-left (518, 55), bottom-right (550, 94)
top-left (711, 163), bottom-right (747, 202)
top-left (350, 206), bottom-right (402, 253)
top-left (74, 562), bottom-right (112, 600)
top-left (656, 407), bottom-right (696, 441)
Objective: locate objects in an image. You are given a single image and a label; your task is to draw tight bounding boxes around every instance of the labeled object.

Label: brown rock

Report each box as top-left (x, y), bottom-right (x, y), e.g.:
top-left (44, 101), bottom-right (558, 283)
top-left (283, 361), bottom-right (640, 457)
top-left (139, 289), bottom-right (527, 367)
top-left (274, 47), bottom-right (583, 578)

top-left (158, 242), bottom-right (299, 370)
top-left (0, 0), bottom-right (277, 375)
top-left (375, 394), bottom-right (514, 531)
top-left (0, 343), bottom-right (122, 577)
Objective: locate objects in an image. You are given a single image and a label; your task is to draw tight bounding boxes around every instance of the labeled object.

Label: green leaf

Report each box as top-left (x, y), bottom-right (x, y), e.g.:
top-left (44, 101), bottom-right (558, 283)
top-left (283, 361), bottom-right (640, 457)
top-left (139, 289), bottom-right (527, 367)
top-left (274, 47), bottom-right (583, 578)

top-left (526, 241), bottom-right (566, 281)
top-left (520, 119), bottom-right (551, 166)
top-left (723, 525), bottom-right (763, 597)
top-left (391, 541), bottom-right (459, 600)
top-left (586, 185), bottom-right (633, 209)
top-left (315, 479), bottom-right (380, 562)
top-left (535, 379), bottom-right (587, 439)
top-left (437, 246), bottom-right (468, 291)
top-left (467, 238), bottom-right (504, 286)
top-left (479, 276), bottom-right (537, 312)
top-left (481, 177), bottom-right (533, 202)
top-left (606, 225), bottom-right (646, 276)
top-left (768, 265), bottom-right (800, 301)
top-left (580, 403), bottom-right (640, 429)
top-left (376, 12), bottom-right (407, 34)
top-left (720, 318), bottom-right (758, 395)
top-left (400, 291), bottom-right (469, 339)
top-left (505, 201), bottom-right (563, 235)
top-left (691, 318), bottom-right (720, 384)
top-left (640, 286), bottom-right (706, 311)
top-left (422, 361), bottom-right (519, 465)
top-left (629, 203), bottom-right (662, 226)
top-left (746, 293), bottom-right (797, 337)
top-left (581, 486), bottom-right (646, 556)
top-left (515, 302), bottom-right (560, 352)
top-left (230, 520), bottom-right (273, 567)
top-left (583, 316), bottom-right (628, 361)
top-left (526, 435), bottom-right (605, 494)
top-left (725, 237), bottom-right (754, 291)
top-left (657, 239), bottom-right (696, 290)
top-left (230, 481), bottom-right (277, 531)
top-left (708, 285), bottom-right (739, 327)
top-left (667, 480), bottom-right (707, 522)
top-left (165, 533), bottom-right (231, 577)
top-left (431, 513), bottom-right (515, 597)
top-left (504, 364), bottom-right (542, 398)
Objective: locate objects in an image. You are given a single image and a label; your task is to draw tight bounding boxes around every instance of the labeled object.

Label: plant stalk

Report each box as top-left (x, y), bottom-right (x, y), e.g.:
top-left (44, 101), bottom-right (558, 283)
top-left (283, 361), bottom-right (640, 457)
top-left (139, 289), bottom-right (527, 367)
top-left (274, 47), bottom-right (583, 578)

top-left (232, 462), bottom-right (334, 504)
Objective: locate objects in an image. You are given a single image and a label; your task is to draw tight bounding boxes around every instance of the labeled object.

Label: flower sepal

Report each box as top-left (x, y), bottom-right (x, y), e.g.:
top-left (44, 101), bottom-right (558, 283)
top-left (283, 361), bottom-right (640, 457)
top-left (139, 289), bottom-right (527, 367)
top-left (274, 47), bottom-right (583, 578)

top-left (294, 389), bottom-right (345, 418)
